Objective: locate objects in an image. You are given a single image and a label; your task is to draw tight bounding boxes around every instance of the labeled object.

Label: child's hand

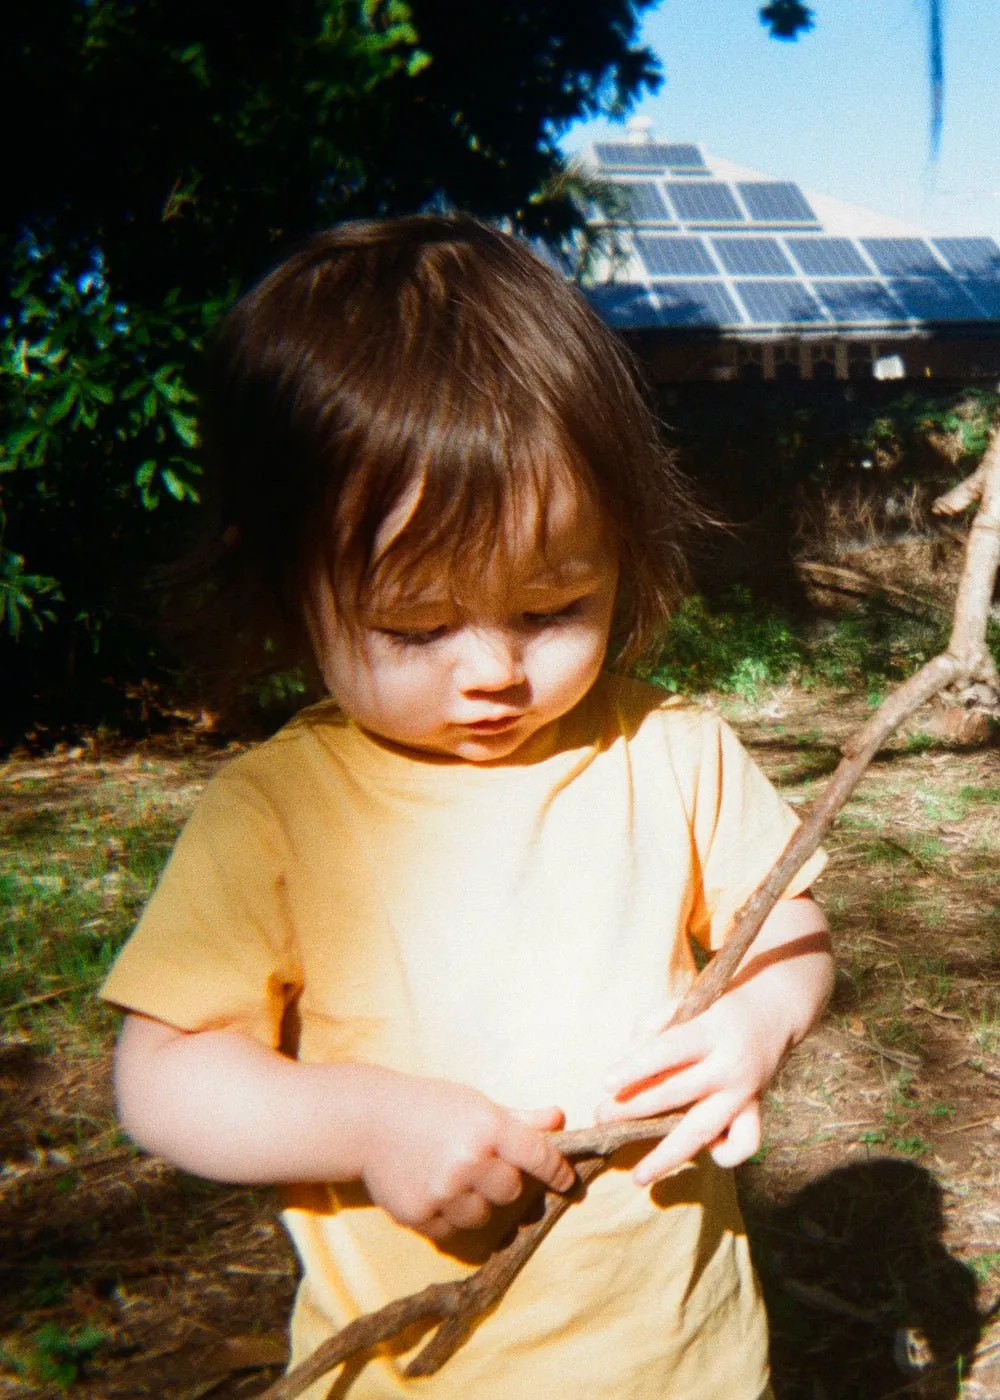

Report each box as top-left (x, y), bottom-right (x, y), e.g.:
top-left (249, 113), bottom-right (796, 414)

top-left (595, 897), bottom-right (833, 1186)
top-left (359, 1073), bottom-right (574, 1241)
top-left (595, 989), bottom-right (778, 1184)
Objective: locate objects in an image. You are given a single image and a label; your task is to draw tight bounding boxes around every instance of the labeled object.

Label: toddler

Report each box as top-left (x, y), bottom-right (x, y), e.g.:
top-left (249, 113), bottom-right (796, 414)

top-left (104, 215), bottom-right (833, 1400)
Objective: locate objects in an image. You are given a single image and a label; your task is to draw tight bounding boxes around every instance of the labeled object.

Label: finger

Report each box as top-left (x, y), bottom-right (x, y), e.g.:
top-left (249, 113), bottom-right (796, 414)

top-left (442, 1190), bottom-right (493, 1232)
top-left (499, 1117), bottom-right (575, 1194)
top-left (633, 1094), bottom-right (741, 1186)
top-left (508, 1105), bottom-right (565, 1132)
top-left (604, 1023), bottom-right (707, 1096)
top-left (418, 1212), bottom-right (454, 1242)
top-left (708, 1100), bottom-right (762, 1169)
top-left (473, 1156), bottom-right (524, 1207)
top-left (596, 1060), bottom-right (715, 1123)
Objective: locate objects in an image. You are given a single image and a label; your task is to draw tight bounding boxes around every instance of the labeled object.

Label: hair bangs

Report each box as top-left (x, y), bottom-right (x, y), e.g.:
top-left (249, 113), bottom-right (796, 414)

top-left (315, 312), bottom-right (591, 620)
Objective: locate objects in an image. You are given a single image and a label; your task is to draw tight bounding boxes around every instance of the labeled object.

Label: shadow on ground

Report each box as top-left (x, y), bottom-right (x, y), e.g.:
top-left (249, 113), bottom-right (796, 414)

top-left (742, 1159), bottom-right (983, 1399)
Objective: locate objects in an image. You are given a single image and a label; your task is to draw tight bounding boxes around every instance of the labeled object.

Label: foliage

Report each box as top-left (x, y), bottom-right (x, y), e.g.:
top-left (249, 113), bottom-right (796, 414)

top-left (807, 609), bottom-right (952, 691)
top-left (3, 0), bottom-right (669, 735)
top-left (1, 241), bottom-right (219, 622)
top-left (3, 1), bottom-right (663, 309)
top-left (759, 2), bottom-right (815, 40)
top-left (667, 384), bottom-right (1000, 508)
top-left (0, 1323), bottom-right (106, 1389)
top-left (643, 587), bottom-right (806, 700)
top-left (640, 583), bottom-right (1000, 702)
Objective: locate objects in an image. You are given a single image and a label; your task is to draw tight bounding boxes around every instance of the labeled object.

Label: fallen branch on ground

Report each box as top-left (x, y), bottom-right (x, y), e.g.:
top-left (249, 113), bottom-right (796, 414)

top-left (256, 432), bottom-right (1000, 1400)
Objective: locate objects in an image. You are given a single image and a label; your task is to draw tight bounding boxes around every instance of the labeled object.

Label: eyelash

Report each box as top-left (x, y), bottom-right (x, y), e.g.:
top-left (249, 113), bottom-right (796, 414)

top-left (379, 603), bottom-right (583, 648)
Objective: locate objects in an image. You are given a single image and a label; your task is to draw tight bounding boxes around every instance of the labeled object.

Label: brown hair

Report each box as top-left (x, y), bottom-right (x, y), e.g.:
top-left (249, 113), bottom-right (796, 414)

top-left (196, 214), bottom-right (699, 681)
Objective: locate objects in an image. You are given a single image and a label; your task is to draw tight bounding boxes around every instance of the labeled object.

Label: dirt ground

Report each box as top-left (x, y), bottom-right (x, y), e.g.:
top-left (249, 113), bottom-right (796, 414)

top-left (2, 688), bottom-right (999, 1399)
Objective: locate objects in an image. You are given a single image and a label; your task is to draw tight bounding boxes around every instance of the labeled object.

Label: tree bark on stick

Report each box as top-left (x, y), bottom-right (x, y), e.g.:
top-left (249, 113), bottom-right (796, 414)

top-left (256, 431), bottom-right (1000, 1400)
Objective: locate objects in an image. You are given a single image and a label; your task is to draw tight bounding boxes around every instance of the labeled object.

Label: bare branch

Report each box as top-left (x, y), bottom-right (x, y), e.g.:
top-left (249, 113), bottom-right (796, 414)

top-left (255, 430), bottom-right (1000, 1400)
top-left (933, 461), bottom-right (990, 516)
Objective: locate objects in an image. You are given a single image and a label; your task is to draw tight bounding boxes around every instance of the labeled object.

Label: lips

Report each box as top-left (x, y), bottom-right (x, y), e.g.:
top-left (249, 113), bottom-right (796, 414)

top-left (463, 715), bottom-right (522, 733)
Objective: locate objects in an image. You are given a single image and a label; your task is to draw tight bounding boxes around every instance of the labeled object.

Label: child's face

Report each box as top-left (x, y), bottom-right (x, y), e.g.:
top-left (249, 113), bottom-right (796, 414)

top-left (312, 475), bottom-right (618, 762)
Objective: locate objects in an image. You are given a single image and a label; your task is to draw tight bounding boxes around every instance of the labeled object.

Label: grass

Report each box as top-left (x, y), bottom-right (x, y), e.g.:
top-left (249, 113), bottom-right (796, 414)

top-left (4, 654), bottom-right (1000, 1396)
top-left (644, 588), bottom-right (972, 703)
top-left (1, 757), bottom-right (198, 1051)
top-left (0, 1322), bottom-right (108, 1389)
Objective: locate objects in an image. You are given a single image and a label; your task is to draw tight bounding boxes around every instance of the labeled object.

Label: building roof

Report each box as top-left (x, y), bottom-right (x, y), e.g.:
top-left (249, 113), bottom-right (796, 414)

top-left (582, 138), bottom-right (1000, 338)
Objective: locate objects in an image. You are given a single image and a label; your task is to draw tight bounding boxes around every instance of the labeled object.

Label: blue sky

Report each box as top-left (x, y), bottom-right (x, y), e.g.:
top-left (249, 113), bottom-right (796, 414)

top-left (561, 0), bottom-right (1000, 239)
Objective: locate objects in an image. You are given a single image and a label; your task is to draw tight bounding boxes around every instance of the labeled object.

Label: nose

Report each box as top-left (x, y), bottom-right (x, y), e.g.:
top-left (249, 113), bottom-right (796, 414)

top-left (455, 627), bottom-right (527, 693)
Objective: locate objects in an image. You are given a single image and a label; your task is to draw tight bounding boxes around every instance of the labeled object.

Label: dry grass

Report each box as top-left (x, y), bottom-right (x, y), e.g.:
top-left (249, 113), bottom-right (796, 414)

top-left (727, 687), bottom-right (1000, 1399)
top-left (2, 694), bottom-right (999, 1398)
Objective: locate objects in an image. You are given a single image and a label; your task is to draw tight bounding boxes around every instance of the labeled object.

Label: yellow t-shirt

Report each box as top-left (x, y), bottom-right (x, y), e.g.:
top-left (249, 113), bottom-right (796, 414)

top-left (101, 674), bottom-right (825, 1400)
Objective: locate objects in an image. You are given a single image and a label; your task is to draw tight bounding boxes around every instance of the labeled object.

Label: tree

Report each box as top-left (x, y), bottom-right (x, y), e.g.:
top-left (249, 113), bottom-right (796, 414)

top-left (1, 0), bottom-right (667, 734)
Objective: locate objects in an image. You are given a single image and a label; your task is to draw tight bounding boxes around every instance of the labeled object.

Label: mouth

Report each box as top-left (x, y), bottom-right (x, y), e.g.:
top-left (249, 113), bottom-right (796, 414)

top-left (462, 715), bottom-right (523, 735)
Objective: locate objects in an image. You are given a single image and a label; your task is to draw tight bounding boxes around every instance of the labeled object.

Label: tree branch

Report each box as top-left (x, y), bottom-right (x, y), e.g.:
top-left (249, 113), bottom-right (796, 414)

top-left (255, 429), bottom-right (1000, 1400)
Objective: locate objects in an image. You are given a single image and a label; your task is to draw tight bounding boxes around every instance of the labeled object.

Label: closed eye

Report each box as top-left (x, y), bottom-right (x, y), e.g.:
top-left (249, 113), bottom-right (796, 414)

top-left (378, 626), bottom-right (448, 648)
top-left (522, 600), bottom-right (583, 626)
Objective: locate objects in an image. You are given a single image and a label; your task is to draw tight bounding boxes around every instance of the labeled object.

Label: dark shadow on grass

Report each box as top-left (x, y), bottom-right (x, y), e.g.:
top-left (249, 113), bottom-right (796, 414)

top-left (741, 1159), bottom-right (982, 1399)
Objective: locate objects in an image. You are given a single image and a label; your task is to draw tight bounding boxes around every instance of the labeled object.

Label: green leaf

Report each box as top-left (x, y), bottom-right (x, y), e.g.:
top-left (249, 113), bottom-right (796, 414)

top-left (168, 410), bottom-right (199, 447)
top-left (43, 383), bottom-right (80, 426)
top-left (406, 48), bottom-right (432, 76)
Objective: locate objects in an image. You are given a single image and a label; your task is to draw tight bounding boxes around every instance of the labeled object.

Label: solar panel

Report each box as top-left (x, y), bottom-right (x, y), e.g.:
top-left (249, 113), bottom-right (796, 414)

top-left (737, 183), bottom-right (817, 222)
top-left (584, 283), bottom-right (662, 328)
top-left (615, 182), bottom-right (671, 223)
top-left (932, 238), bottom-right (1000, 274)
top-left (711, 237), bottom-right (794, 276)
top-left (735, 280), bottom-right (825, 324)
top-left (813, 281), bottom-right (905, 323)
top-left (962, 278), bottom-right (1000, 317)
top-left (635, 235), bottom-right (717, 276)
top-left (786, 238), bottom-right (871, 277)
top-left (595, 143), bottom-right (706, 170)
top-left (666, 181), bottom-right (745, 223)
top-left (860, 239), bottom-right (941, 275)
top-left (886, 276), bottom-right (983, 322)
top-left (653, 281), bottom-right (743, 326)
top-left (661, 144), bottom-right (706, 169)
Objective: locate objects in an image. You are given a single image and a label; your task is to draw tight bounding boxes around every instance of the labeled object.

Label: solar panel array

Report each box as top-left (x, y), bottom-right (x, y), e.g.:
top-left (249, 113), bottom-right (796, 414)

top-left (585, 143), bottom-right (1000, 331)
top-left (594, 142), bottom-right (706, 170)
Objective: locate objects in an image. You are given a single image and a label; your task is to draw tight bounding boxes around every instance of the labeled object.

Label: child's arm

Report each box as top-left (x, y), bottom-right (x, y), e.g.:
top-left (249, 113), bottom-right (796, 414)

top-left (596, 894), bottom-right (833, 1184)
top-left (114, 1013), bottom-right (575, 1239)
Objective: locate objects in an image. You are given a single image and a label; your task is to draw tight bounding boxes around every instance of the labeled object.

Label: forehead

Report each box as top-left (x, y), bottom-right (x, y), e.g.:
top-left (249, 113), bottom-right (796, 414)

top-left (369, 469), bottom-right (614, 610)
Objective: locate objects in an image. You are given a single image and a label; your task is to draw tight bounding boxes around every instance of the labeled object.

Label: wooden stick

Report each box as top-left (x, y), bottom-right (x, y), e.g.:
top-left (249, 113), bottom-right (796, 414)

top-left (256, 431), bottom-right (1000, 1400)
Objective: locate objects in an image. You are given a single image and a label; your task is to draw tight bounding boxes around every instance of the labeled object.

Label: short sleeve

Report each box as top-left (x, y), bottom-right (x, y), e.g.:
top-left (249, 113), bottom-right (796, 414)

top-left (686, 714), bottom-right (827, 951)
top-left (99, 767), bottom-right (301, 1047)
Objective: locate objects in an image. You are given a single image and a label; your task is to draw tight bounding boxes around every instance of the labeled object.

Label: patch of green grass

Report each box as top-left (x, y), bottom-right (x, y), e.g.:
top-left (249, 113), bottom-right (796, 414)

top-left (878, 1013), bottom-right (923, 1055)
top-left (958, 784), bottom-right (1000, 806)
top-left (1, 790), bottom-right (183, 1047)
top-left (902, 731), bottom-right (936, 754)
top-left (0, 1323), bottom-right (106, 1389)
top-left (914, 957), bottom-right (954, 1003)
top-left (916, 787), bottom-right (969, 825)
top-left (859, 1129), bottom-right (887, 1146)
top-left (890, 1135), bottom-right (930, 1157)
top-left (971, 998), bottom-right (1000, 1055)
top-left (807, 608), bottom-right (950, 691)
top-left (644, 587), bottom-right (805, 701)
top-left (968, 1250), bottom-right (1000, 1284)
top-left (868, 881), bottom-right (914, 932)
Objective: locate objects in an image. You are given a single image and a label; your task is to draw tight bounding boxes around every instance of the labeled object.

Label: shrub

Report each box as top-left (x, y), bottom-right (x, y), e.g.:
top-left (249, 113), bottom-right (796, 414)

top-left (642, 587), bottom-right (805, 700)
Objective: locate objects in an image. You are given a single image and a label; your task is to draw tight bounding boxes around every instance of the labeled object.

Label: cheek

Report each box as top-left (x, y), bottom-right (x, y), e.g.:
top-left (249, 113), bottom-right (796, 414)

top-left (535, 625), bottom-right (608, 695)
